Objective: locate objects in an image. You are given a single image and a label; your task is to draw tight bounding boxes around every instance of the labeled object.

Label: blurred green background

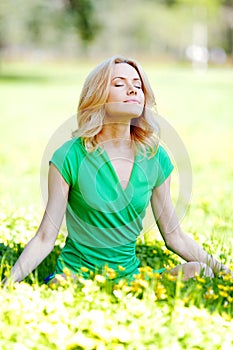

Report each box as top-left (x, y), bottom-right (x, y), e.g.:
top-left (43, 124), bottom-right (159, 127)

top-left (1, 0), bottom-right (233, 62)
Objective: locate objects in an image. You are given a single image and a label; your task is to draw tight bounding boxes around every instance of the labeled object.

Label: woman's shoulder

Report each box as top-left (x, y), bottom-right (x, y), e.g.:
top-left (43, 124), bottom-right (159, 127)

top-left (144, 143), bottom-right (173, 168)
top-left (55, 137), bottom-right (83, 154)
top-left (155, 144), bottom-right (169, 158)
top-left (142, 142), bottom-right (169, 160)
top-left (51, 137), bottom-right (85, 163)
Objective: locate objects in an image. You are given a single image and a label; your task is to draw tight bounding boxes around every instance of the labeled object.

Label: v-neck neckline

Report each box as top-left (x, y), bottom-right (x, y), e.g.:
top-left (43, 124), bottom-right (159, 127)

top-left (102, 149), bottom-right (138, 193)
top-left (79, 137), bottom-right (138, 193)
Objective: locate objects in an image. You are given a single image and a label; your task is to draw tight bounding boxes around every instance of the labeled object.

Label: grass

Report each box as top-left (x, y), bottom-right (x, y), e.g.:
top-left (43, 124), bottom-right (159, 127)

top-left (0, 60), bottom-right (233, 349)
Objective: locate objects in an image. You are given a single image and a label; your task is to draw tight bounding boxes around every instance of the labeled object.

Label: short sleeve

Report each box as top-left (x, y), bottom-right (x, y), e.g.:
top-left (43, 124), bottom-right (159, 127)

top-left (153, 145), bottom-right (174, 188)
top-left (49, 139), bottom-right (77, 186)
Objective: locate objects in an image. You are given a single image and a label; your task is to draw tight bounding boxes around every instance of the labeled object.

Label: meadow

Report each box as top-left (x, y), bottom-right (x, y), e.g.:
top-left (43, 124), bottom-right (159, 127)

top-left (0, 60), bottom-right (232, 349)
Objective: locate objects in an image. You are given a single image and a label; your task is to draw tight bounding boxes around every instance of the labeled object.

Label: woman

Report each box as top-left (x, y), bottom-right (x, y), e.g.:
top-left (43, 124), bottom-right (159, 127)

top-left (3, 55), bottom-right (231, 286)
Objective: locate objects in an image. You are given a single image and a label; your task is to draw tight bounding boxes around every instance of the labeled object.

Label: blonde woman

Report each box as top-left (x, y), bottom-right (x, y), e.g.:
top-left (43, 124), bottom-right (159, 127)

top-left (3, 55), bottom-right (231, 286)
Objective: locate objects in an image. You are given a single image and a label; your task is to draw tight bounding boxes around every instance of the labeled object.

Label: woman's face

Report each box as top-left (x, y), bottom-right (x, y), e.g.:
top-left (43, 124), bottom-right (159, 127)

top-left (105, 63), bottom-right (145, 121)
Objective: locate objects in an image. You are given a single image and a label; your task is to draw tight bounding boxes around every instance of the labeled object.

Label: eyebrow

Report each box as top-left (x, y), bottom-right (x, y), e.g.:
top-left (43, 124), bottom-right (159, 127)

top-left (112, 76), bottom-right (141, 82)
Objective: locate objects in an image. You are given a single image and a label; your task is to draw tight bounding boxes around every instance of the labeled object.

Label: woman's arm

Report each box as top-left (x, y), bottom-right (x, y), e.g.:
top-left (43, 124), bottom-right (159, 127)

top-left (150, 176), bottom-right (230, 276)
top-left (3, 164), bottom-right (69, 285)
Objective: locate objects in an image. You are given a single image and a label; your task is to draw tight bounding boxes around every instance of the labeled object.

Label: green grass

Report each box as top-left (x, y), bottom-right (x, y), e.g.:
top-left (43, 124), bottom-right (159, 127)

top-left (0, 61), bottom-right (233, 349)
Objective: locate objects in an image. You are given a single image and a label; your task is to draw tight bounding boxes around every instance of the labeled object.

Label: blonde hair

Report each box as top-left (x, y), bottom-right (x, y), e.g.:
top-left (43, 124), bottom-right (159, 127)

top-left (73, 55), bottom-right (160, 156)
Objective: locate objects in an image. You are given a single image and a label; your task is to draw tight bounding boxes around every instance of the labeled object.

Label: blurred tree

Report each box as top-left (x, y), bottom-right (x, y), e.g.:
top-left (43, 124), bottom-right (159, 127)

top-left (0, 8), bottom-right (4, 52)
top-left (66, 0), bottom-right (101, 44)
top-left (220, 0), bottom-right (233, 55)
top-left (221, 0), bottom-right (233, 5)
top-left (0, 0), bottom-right (101, 54)
top-left (162, 0), bottom-right (177, 6)
top-left (0, 0), bottom-right (232, 61)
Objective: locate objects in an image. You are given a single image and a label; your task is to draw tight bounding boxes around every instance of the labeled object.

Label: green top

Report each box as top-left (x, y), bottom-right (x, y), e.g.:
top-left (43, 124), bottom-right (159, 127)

top-left (50, 137), bottom-right (174, 282)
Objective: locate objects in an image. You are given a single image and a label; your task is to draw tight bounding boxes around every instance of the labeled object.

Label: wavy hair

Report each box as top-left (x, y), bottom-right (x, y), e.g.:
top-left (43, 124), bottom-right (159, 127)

top-left (72, 55), bottom-right (160, 156)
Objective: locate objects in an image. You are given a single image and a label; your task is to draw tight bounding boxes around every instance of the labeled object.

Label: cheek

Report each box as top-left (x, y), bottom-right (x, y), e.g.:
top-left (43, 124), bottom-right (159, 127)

top-left (140, 92), bottom-right (145, 105)
top-left (107, 89), bottom-right (120, 103)
top-left (142, 94), bottom-right (145, 103)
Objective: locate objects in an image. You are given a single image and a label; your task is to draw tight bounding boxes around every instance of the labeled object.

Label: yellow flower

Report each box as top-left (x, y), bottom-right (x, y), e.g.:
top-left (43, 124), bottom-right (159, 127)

top-left (63, 267), bottom-right (71, 277)
top-left (195, 274), bottom-right (205, 283)
top-left (167, 260), bottom-right (176, 268)
top-left (138, 279), bottom-right (148, 288)
top-left (222, 274), bottom-right (232, 281)
top-left (118, 265), bottom-right (126, 271)
top-left (154, 273), bottom-right (162, 280)
top-left (204, 288), bottom-right (219, 300)
top-left (122, 285), bottom-right (132, 293)
top-left (221, 312), bottom-right (231, 321)
top-left (217, 284), bottom-right (231, 291)
top-left (155, 282), bottom-right (167, 300)
top-left (80, 266), bottom-right (89, 273)
top-left (130, 281), bottom-right (142, 293)
top-left (104, 266), bottom-right (117, 279)
top-left (163, 248), bottom-right (170, 255)
top-left (219, 291), bottom-right (228, 298)
top-left (55, 274), bottom-right (66, 283)
top-left (165, 274), bottom-right (177, 281)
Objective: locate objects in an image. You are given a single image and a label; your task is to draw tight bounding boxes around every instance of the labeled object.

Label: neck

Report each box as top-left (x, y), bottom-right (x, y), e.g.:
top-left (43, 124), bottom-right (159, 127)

top-left (97, 122), bottom-right (131, 147)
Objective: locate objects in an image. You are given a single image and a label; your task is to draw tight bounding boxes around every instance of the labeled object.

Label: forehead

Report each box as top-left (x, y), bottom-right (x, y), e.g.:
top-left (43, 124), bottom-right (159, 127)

top-left (111, 62), bottom-right (141, 79)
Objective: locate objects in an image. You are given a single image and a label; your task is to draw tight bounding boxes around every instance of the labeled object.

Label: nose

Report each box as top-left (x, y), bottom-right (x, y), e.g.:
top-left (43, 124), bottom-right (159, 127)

top-left (127, 85), bottom-right (137, 95)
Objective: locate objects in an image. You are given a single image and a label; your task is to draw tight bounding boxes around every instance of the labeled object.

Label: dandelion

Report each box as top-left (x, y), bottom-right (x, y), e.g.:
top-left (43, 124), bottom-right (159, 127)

top-left (138, 279), bottom-right (149, 289)
top-left (118, 265), bottom-right (126, 271)
top-left (204, 288), bottom-right (219, 300)
top-left (138, 266), bottom-right (153, 279)
top-left (154, 272), bottom-right (162, 280)
top-left (80, 266), bottom-right (89, 273)
top-left (217, 284), bottom-right (230, 291)
top-left (130, 282), bottom-right (143, 294)
top-left (63, 267), bottom-right (71, 277)
top-left (103, 266), bottom-right (117, 280)
top-left (222, 274), bottom-right (232, 282)
top-left (155, 282), bottom-right (167, 300)
top-left (162, 247), bottom-right (171, 256)
top-left (221, 312), bottom-right (231, 321)
top-left (122, 285), bottom-right (132, 293)
top-left (195, 274), bottom-right (205, 283)
top-left (165, 274), bottom-right (177, 282)
top-left (219, 291), bottom-right (228, 298)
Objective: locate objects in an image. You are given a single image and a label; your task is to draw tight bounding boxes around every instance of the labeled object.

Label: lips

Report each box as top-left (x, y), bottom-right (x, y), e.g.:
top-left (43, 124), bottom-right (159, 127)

top-left (123, 99), bottom-right (140, 104)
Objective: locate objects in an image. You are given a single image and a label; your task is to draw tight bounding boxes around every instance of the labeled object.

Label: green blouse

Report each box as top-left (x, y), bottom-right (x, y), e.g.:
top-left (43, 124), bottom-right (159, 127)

top-left (50, 137), bottom-right (174, 282)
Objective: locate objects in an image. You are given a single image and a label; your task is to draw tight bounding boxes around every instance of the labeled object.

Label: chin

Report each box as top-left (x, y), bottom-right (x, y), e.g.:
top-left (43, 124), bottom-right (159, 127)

top-left (105, 102), bottom-right (143, 121)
